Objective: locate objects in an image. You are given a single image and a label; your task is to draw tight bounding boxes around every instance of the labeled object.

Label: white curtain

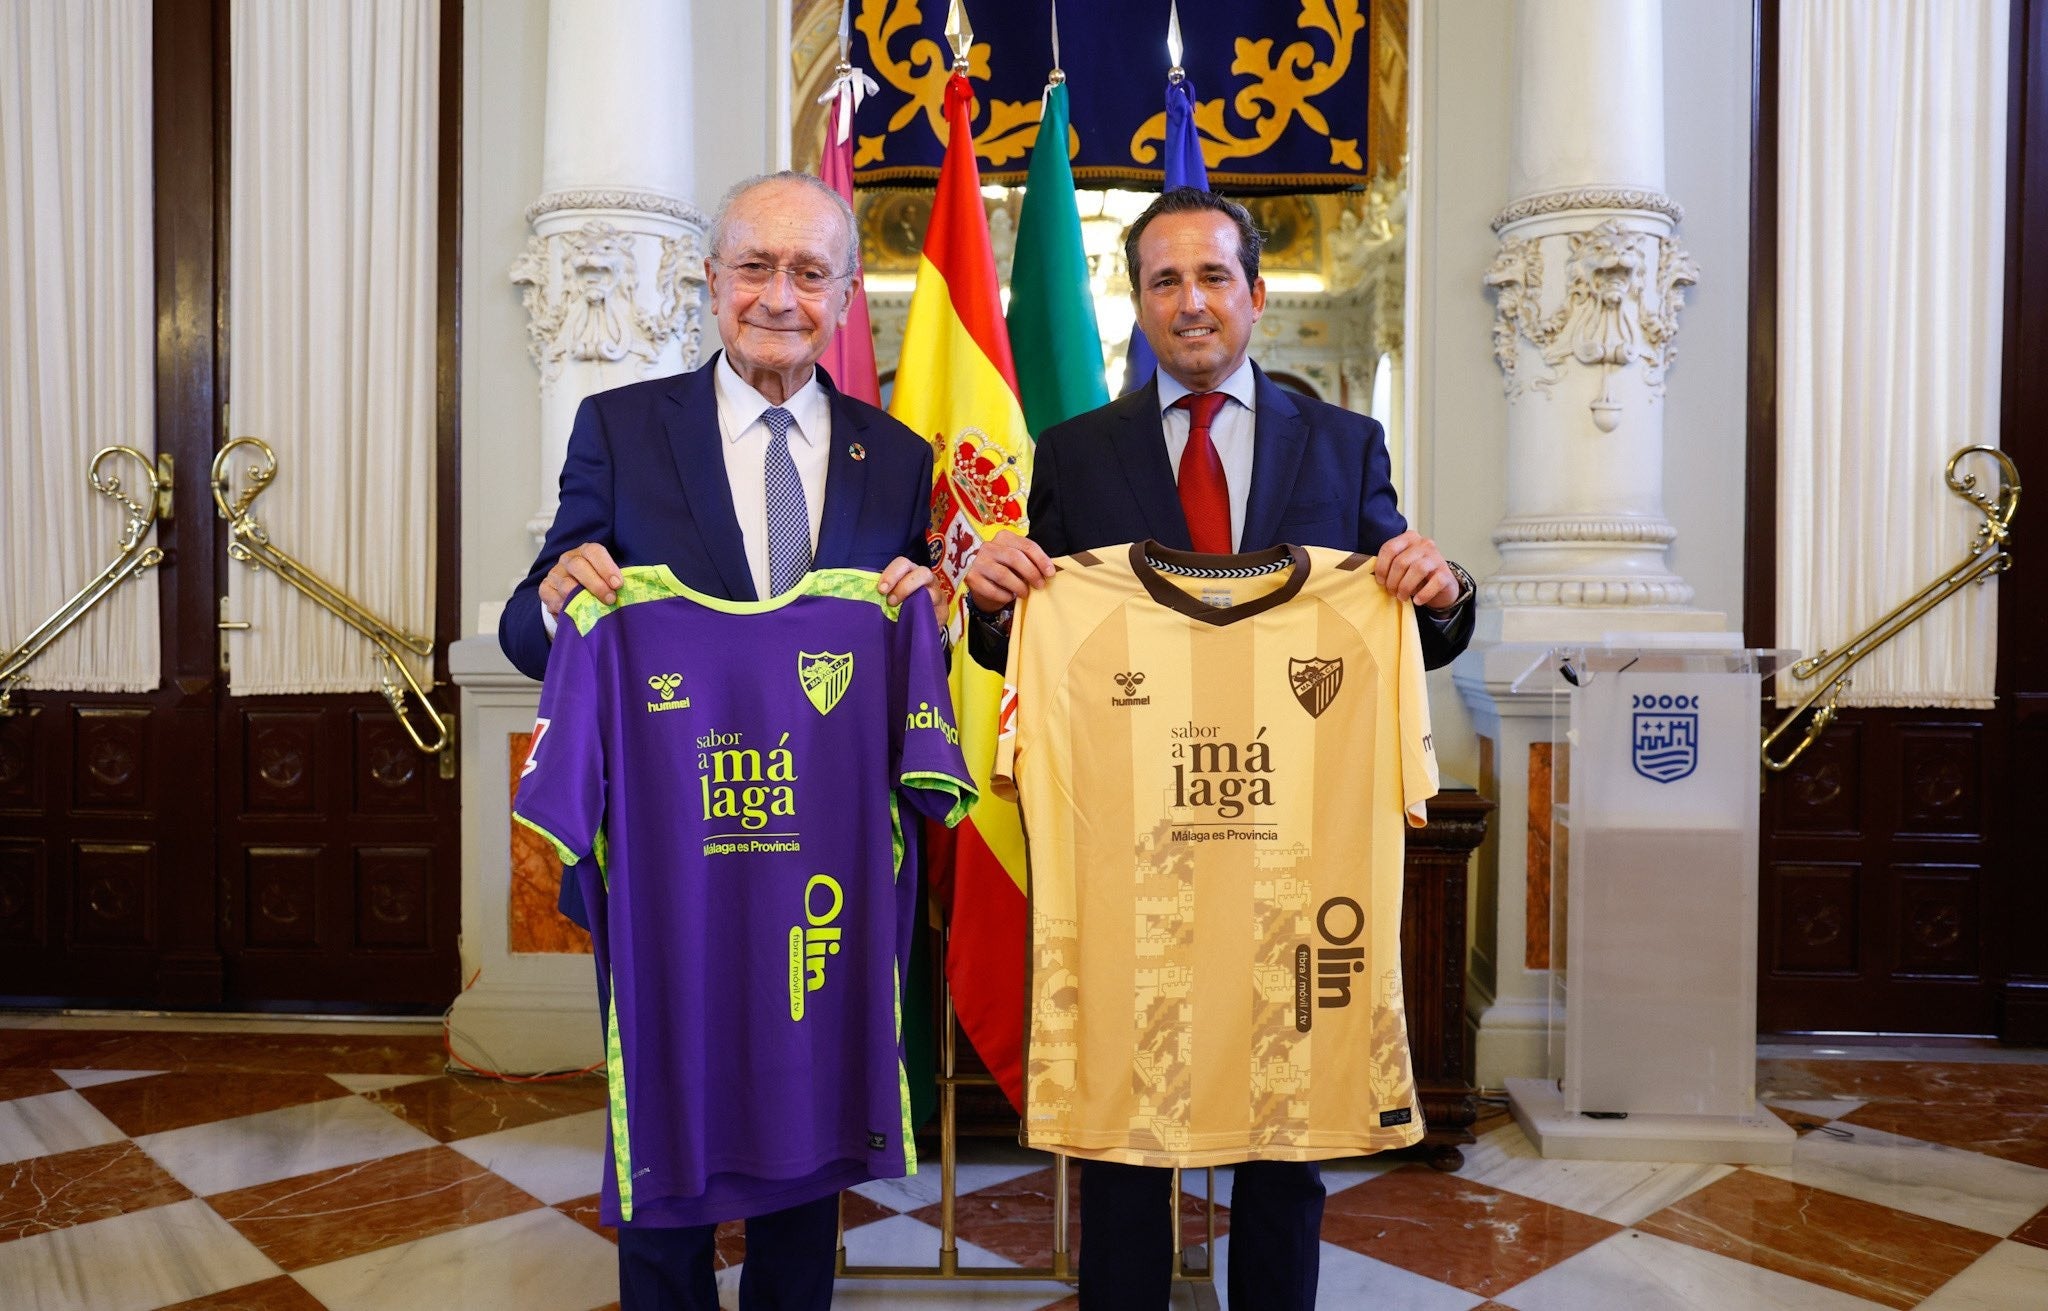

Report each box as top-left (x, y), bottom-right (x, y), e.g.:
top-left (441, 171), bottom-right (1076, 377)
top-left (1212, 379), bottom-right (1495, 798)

top-left (0, 0), bottom-right (157, 693)
top-left (227, 0), bottom-right (438, 694)
top-left (1777, 0), bottom-right (2008, 708)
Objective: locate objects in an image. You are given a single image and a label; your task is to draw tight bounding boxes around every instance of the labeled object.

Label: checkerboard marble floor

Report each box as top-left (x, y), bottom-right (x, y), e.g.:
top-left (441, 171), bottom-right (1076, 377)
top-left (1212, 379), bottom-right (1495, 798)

top-left (3, 1018), bottom-right (2046, 1310)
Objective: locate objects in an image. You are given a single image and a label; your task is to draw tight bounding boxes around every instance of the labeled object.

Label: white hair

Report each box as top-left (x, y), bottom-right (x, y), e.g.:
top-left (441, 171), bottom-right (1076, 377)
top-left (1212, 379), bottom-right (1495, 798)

top-left (706, 171), bottom-right (860, 275)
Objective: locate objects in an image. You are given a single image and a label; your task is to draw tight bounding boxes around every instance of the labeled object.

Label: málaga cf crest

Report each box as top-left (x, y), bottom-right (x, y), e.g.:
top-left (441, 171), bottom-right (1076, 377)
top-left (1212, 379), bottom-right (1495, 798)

top-left (1288, 657), bottom-right (1344, 719)
top-left (798, 651), bottom-right (854, 716)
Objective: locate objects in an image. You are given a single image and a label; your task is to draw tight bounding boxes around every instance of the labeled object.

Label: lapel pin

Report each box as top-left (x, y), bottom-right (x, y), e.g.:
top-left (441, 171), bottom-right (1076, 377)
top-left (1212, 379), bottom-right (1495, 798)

top-left (848, 443), bottom-right (867, 461)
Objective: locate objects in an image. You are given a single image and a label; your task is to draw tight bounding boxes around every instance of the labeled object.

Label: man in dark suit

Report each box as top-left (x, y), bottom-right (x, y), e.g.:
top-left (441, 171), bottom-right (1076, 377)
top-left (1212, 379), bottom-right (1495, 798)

top-left (501, 171), bottom-right (935, 1311)
top-left (963, 188), bottom-right (1474, 1311)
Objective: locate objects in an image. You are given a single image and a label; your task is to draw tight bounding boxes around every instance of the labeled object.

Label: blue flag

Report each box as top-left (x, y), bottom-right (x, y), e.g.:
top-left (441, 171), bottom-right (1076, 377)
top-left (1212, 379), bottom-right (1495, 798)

top-left (1121, 77), bottom-right (1210, 394)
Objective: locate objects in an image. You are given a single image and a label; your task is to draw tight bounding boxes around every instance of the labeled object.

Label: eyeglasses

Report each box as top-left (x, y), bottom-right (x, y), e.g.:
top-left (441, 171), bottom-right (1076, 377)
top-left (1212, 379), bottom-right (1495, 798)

top-left (713, 259), bottom-right (849, 299)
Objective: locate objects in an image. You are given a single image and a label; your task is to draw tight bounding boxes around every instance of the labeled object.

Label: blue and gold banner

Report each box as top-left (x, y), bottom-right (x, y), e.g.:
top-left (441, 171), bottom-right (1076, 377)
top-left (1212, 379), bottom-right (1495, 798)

top-left (848, 0), bottom-right (1376, 191)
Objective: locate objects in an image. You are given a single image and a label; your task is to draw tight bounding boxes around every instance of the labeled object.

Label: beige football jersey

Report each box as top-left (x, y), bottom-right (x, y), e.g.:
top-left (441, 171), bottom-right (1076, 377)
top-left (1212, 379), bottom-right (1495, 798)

top-left (993, 542), bottom-right (1437, 1166)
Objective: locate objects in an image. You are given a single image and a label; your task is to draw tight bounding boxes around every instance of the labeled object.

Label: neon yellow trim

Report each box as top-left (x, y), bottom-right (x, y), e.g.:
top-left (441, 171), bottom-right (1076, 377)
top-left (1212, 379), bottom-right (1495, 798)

top-left (511, 812), bottom-right (582, 867)
top-left (565, 565), bottom-right (899, 633)
top-left (605, 973), bottom-right (633, 1221)
top-left (896, 968), bottom-right (917, 1175)
top-left (592, 826), bottom-right (610, 889)
top-left (899, 771), bottom-right (979, 828)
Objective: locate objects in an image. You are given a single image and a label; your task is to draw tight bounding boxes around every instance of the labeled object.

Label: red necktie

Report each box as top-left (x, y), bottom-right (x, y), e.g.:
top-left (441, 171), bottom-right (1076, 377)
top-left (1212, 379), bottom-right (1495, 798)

top-left (1174, 391), bottom-right (1233, 553)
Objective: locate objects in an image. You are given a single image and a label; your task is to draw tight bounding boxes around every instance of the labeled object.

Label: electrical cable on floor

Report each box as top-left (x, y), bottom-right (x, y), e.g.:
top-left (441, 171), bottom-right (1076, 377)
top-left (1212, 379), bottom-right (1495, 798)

top-left (440, 967), bottom-right (605, 1083)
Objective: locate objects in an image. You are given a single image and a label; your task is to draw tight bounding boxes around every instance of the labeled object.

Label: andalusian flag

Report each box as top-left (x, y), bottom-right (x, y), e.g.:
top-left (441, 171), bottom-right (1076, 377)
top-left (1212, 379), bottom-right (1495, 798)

top-left (891, 70), bottom-right (1033, 1108)
top-left (1007, 82), bottom-right (1108, 433)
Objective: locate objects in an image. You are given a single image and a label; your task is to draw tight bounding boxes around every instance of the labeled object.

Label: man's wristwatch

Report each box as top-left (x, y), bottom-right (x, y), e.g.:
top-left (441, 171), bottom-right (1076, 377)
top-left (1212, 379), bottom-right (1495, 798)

top-left (1442, 560), bottom-right (1476, 610)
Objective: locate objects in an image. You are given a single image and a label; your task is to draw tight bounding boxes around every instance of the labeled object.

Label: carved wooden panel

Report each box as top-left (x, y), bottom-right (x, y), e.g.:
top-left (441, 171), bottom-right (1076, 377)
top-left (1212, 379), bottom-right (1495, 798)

top-left (71, 842), bottom-right (155, 947)
top-left (1768, 862), bottom-right (1859, 976)
top-left (244, 711), bottom-right (321, 814)
top-left (1893, 864), bottom-right (1981, 979)
top-left (355, 847), bottom-right (433, 950)
top-left (73, 708), bottom-right (151, 812)
top-left (0, 713), bottom-right (36, 811)
top-left (354, 711), bottom-right (429, 815)
top-left (245, 847), bottom-right (321, 949)
top-left (1525, 742), bottom-right (1553, 969)
top-left (1897, 728), bottom-right (1981, 838)
top-left (0, 842), bottom-right (45, 947)
top-left (1770, 721), bottom-right (1861, 835)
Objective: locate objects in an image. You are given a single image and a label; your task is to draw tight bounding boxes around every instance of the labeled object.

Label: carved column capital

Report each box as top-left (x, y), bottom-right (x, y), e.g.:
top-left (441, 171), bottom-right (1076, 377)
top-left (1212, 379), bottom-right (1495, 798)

top-left (509, 218), bottom-right (706, 390)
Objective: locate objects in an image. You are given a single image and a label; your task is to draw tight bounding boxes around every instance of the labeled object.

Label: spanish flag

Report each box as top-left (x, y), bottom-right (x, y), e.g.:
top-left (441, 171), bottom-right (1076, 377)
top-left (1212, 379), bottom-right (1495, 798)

top-left (891, 70), bottom-right (1032, 1110)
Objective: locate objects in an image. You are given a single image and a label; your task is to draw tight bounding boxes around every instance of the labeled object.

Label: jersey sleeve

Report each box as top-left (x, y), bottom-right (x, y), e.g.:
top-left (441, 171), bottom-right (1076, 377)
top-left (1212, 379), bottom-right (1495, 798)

top-left (1397, 603), bottom-right (1440, 827)
top-left (894, 604), bottom-right (977, 827)
top-left (511, 617), bottom-right (609, 865)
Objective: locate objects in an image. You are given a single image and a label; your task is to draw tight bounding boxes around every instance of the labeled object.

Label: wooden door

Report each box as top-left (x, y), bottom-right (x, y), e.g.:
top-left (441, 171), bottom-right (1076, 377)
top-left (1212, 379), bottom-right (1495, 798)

top-left (0, 0), bottom-right (461, 1011)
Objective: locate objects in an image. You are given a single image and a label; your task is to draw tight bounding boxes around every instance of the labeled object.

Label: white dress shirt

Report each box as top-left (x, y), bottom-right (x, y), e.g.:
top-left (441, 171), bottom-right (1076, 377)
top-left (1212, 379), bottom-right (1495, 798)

top-left (1157, 358), bottom-right (1258, 551)
top-left (714, 353), bottom-right (831, 599)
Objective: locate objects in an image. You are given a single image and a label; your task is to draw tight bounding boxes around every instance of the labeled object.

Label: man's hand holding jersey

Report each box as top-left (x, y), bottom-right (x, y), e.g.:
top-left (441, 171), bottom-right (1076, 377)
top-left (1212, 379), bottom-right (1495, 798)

top-left (541, 540), bottom-right (938, 624)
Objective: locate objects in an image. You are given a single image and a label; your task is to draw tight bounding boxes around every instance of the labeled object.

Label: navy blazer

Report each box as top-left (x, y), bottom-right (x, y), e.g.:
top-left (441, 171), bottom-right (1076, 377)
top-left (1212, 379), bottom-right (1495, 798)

top-left (993, 363), bottom-right (1472, 669)
top-left (499, 354), bottom-right (935, 682)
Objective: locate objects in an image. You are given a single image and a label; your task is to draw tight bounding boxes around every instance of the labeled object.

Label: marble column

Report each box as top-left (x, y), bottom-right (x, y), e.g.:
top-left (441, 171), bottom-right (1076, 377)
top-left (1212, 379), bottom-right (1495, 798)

top-left (1455, 0), bottom-right (1731, 1088)
top-left (453, 0), bottom-right (710, 1074)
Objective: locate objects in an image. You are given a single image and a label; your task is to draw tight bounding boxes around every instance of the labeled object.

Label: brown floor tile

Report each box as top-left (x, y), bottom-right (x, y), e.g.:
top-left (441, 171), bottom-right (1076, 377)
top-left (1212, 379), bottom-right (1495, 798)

top-left (2002, 1200), bottom-right (2048, 1251)
top-left (714, 1219), bottom-right (744, 1269)
top-left (206, 1145), bottom-right (542, 1270)
top-left (0, 1029), bottom-right (444, 1075)
top-left (0, 1069), bottom-right (67, 1101)
top-left (1765, 1103), bottom-right (1835, 1136)
top-left (159, 1277), bottom-right (329, 1310)
top-left (360, 1072), bottom-right (609, 1142)
top-left (0, 1140), bottom-right (191, 1243)
top-left (1838, 1100), bottom-right (2048, 1170)
top-left (1635, 1168), bottom-right (1997, 1309)
top-left (1320, 1164), bottom-right (1621, 1297)
top-left (78, 1071), bottom-right (351, 1138)
top-left (558, 1192), bottom-right (618, 1244)
top-left (903, 1162), bottom-right (1224, 1270)
top-left (1756, 1059), bottom-right (2048, 1109)
top-left (839, 1188), bottom-right (896, 1230)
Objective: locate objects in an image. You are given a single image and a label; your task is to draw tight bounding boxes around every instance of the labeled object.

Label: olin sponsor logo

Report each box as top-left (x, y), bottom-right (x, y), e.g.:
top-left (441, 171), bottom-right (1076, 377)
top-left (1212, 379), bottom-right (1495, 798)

top-left (787, 873), bottom-right (844, 1021)
top-left (1295, 896), bottom-right (1366, 1032)
top-left (645, 672), bottom-right (692, 713)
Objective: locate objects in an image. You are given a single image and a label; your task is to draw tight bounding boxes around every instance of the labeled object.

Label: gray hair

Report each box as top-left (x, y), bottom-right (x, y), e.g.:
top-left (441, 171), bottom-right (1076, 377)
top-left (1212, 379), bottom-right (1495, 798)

top-left (706, 170), bottom-right (861, 276)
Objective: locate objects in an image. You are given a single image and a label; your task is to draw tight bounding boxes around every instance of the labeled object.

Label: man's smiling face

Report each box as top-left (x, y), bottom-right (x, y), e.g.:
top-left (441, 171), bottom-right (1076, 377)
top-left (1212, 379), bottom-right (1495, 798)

top-left (705, 179), bottom-right (853, 388)
top-left (1131, 209), bottom-right (1266, 394)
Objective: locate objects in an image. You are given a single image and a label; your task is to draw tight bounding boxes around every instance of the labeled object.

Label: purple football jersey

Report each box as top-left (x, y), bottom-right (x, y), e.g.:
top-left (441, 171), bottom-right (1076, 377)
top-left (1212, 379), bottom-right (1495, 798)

top-left (513, 566), bottom-right (974, 1227)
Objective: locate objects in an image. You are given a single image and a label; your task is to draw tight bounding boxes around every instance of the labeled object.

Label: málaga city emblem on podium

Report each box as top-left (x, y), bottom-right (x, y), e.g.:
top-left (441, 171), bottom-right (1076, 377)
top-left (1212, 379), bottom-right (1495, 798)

top-left (798, 651), bottom-right (854, 716)
top-left (1288, 656), bottom-right (1344, 719)
top-left (1631, 696), bottom-right (1700, 783)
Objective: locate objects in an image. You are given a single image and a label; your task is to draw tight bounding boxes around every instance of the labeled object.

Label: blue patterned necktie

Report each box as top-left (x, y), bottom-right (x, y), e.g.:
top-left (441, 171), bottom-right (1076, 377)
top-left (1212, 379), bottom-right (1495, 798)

top-left (762, 406), bottom-right (811, 596)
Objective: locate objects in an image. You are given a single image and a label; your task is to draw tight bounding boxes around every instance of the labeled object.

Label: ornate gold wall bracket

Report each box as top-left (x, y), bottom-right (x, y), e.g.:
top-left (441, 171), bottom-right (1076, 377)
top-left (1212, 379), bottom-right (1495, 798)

top-left (1762, 446), bottom-right (2019, 774)
top-left (0, 445), bottom-right (173, 716)
top-left (211, 436), bottom-right (451, 764)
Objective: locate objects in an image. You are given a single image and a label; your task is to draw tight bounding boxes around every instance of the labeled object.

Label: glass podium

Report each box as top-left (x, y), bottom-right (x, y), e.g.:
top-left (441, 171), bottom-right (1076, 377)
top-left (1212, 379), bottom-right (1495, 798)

top-left (1504, 645), bottom-right (1797, 1164)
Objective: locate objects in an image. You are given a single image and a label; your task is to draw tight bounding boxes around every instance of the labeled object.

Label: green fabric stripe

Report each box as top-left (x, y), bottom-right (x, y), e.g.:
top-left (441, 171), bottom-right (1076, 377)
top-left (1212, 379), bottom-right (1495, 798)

top-left (592, 826), bottom-right (609, 889)
top-left (511, 812), bottom-right (582, 867)
top-left (896, 968), bottom-right (917, 1175)
top-left (1008, 82), bottom-right (1110, 437)
top-left (605, 971), bottom-right (633, 1220)
top-left (900, 771), bottom-right (979, 828)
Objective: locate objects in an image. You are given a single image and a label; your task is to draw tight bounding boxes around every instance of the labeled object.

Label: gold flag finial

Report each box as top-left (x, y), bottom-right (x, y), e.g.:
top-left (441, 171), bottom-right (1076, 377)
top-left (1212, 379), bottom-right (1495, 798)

top-left (836, 0), bottom-right (851, 68)
top-left (945, 0), bottom-right (973, 70)
top-left (1167, 0), bottom-right (1185, 83)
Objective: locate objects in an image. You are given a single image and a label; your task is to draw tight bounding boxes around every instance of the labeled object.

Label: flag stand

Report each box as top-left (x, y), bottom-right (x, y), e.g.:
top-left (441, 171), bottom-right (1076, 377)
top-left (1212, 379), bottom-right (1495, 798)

top-left (835, 931), bottom-right (1219, 1306)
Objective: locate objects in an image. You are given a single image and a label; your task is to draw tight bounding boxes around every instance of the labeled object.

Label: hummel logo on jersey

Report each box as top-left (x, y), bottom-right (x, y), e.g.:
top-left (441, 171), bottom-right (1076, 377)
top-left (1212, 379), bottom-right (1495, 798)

top-left (1288, 656), bottom-right (1344, 719)
top-left (1111, 670), bottom-right (1151, 706)
top-left (799, 651), bottom-right (854, 716)
top-left (644, 673), bottom-right (691, 713)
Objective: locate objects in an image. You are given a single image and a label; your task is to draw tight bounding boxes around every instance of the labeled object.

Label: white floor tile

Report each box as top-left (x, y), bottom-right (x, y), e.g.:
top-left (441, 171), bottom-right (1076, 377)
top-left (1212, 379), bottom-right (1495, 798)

top-left (291, 1206), bottom-right (618, 1311)
top-left (820, 1275), bottom-right (1081, 1309)
top-left (0, 1089), bottom-right (125, 1166)
top-left (447, 1106), bottom-right (607, 1204)
top-left (1271, 1236), bottom-right (1484, 1311)
top-left (1760, 1098), bottom-right (1868, 1124)
top-left (842, 1213), bottom-right (1019, 1269)
top-left (1495, 1229), bottom-right (1894, 1311)
top-left (1751, 1121), bottom-right (2048, 1237)
top-left (135, 1093), bottom-right (435, 1196)
top-left (1916, 1240), bottom-right (2048, 1310)
top-left (53, 1068), bottom-right (161, 1090)
top-left (0, 1197), bottom-right (280, 1311)
top-left (1319, 1156), bottom-right (1405, 1199)
top-left (1455, 1121), bottom-right (1734, 1225)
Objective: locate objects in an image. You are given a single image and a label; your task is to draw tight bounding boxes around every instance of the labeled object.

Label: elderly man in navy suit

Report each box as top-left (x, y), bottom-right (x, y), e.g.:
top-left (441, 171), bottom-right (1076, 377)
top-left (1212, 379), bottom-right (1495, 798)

top-left (502, 171), bottom-right (934, 1311)
top-left (964, 188), bottom-right (1475, 1311)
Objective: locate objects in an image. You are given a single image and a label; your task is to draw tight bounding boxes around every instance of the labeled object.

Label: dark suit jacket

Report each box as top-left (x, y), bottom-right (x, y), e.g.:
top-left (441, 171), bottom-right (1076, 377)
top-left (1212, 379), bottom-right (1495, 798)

top-left (499, 353), bottom-right (935, 682)
top-left (974, 363), bottom-right (1473, 670)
